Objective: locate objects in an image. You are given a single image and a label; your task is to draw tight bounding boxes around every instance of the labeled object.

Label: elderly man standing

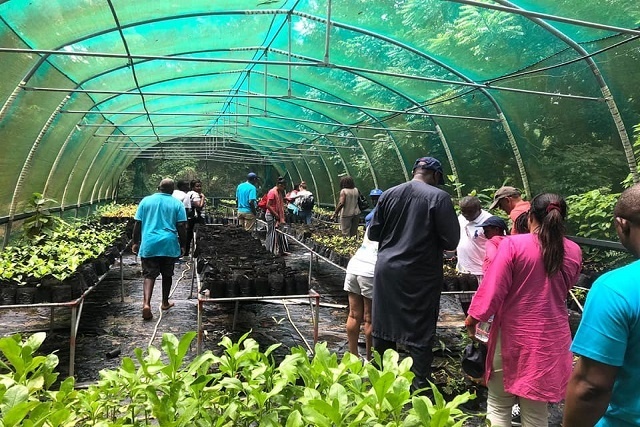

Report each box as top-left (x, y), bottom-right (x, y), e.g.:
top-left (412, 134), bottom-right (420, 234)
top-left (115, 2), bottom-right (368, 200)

top-left (488, 186), bottom-right (530, 235)
top-left (456, 196), bottom-right (492, 316)
top-left (564, 183), bottom-right (640, 427)
top-left (132, 178), bottom-right (187, 321)
top-left (368, 156), bottom-right (460, 393)
top-left (236, 172), bottom-right (258, 231)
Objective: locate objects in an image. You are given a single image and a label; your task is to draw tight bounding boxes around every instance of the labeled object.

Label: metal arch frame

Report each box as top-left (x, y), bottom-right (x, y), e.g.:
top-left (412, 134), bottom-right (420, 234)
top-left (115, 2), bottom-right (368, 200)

top-left (295, 11), bottom-right (531, 197)
top-left (1, 6), bottom-right (530, 194)
top-left (98, 97), bottom-right (354, 196)
top-left (81, 72), bottom-right (375, 192)
top-left (264, 47), bottom-right (463, 196)
top-left (5, 94), bottom-right (70, 229)
top-left (107, 94), bottom-right (355, 194)
top-left (1, 4), bottom-right (635, 210)
top-left (67, 54), bottom-right (480, 187)
top-left (61, 61), bottom-right (380, 187)
top-left (487, 0), bottom-right (638, 183)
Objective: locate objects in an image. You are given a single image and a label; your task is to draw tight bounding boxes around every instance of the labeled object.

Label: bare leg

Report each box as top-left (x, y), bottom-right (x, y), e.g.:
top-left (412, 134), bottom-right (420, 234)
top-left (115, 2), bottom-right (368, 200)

top-left (161, 275), bottom-right (174, 309)
top-left (346, 292), bottom-right (364, 357)
top-left (363, 296), bottom-right (373, 360)
top-left (142, 278), bottom-right (155, 320)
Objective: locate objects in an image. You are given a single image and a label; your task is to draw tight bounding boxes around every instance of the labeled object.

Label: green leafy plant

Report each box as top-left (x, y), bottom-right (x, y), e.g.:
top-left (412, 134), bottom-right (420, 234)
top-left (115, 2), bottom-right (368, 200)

top-left (22, 193), bottom-right (66, 239)
top-left (0, 331), bottom-right (476, 426)
top-left (0, 332), bottom-right (78, 426)
top-left (565, 188), bottom-right (633, 269)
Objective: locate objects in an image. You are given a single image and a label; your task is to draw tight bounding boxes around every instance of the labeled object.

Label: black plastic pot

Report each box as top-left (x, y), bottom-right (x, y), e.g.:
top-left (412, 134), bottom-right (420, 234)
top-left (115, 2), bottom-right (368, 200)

top-left (295, 273), bottom-right (309, 295)
top-left (255, 277), bottom-right (270, 296)
top-left (15, 286), bottom-right (36, 305)
top-left (0, 282), bottom-right (17, 305)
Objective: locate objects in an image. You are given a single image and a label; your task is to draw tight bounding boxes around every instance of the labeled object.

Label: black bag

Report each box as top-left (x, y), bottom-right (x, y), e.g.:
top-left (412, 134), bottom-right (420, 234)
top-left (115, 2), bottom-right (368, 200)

top-left (461, 342), bottom-right (487, 379)
top-left (357, 191), bottom-right (369, 212)
top-left (298, 194), bottom-right (315, 210)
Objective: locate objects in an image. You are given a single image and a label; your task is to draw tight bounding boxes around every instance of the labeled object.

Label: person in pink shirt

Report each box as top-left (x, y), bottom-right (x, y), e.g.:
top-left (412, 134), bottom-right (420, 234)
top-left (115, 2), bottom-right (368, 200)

top-left (264, 177), bottom-right (289, 255)
top-left (476, 215), bottom-right (509, 274)
top-left (465, 193), bottom-right (582, 427)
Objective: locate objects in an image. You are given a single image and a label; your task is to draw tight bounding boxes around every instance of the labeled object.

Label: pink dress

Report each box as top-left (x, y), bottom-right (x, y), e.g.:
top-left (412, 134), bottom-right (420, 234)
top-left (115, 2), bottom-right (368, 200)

top-left (468, 233), bottom-right (582, 402)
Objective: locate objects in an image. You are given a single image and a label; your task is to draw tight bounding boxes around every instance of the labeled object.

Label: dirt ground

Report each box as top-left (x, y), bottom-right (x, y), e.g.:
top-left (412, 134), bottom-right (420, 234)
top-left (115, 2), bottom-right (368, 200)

top-left (0, 227), bottom-right (566, 426)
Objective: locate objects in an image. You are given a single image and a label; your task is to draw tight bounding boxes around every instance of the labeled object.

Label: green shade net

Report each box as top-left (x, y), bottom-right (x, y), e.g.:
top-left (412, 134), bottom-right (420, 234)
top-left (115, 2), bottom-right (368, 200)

top-left (0, 0), bottom-right (639, 223)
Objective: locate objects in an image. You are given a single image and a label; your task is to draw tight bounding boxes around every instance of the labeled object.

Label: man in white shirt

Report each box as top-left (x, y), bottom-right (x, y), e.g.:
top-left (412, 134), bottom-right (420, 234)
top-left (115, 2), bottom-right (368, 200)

top-left (171, 180), bottom-right (189, 204)
top-left (456, 196), bottom-right (492, 315)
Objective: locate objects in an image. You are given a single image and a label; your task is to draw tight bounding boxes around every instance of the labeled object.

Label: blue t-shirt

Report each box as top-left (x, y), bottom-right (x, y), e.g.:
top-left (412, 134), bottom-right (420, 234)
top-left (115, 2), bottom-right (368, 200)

top-left (236, 181), bottom-right (257, 214)
top-left (134, 192), bottom-right (187, 258)
top-left (571, 259), bottom-right (640, 427)
top-left (365, 206), bottom-right (377, 228)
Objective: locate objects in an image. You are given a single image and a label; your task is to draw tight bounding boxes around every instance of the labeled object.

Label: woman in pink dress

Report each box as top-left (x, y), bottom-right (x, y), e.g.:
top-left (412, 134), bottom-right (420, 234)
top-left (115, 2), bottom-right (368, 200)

top-left (465, 193), bottom-right (582, 426)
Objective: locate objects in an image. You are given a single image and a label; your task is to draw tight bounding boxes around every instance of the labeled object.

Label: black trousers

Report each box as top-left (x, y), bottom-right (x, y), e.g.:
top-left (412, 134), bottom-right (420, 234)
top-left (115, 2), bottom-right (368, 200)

top-left (372, 336), bottom-right (435, 394)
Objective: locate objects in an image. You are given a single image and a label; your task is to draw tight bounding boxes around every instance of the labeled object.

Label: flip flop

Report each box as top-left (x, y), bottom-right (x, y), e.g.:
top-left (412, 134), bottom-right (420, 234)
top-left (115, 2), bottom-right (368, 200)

top-left (142, 307), bottom-right (153, 320)
top-left (161, 302), bottom-right (175, 310)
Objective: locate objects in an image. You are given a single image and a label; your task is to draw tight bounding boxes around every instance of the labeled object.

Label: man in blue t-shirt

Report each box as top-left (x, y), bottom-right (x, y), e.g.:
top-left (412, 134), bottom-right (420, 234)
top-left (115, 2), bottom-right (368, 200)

top-left (236, 172), bottom-right (258, 231)
top-left (564, 183), bottom-right (640, 427)
top-left (132, 178), bottom-right (187, 321)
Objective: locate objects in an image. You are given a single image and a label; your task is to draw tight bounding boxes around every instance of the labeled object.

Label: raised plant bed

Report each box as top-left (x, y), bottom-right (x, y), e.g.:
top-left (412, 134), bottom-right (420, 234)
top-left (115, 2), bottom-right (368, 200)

top-left (195, 225), bottom-right (309, 297)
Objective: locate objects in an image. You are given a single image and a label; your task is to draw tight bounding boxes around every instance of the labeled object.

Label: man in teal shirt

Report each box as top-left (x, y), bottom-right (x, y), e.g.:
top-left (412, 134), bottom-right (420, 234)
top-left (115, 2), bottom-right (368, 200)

top-left (236, 172), bottom-right (258, 231)
top-left (132, 178), bottom-right (187, 320)
top-left (564, 183), bottom-right (640, 426)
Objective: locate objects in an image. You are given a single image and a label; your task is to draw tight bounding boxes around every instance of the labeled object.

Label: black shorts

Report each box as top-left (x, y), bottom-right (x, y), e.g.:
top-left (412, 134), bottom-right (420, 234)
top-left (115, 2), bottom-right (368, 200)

top-left (141, 256), bottom-right (176, 279)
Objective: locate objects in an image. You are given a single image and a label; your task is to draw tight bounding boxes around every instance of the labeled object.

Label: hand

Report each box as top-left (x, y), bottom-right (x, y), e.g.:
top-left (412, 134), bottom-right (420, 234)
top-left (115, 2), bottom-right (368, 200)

top-left (132, 243), bottom-right (139, 255)
top-left (464, 315), bottom-right (479, 341)
top-left (180, 246), bottom-right (185, 256)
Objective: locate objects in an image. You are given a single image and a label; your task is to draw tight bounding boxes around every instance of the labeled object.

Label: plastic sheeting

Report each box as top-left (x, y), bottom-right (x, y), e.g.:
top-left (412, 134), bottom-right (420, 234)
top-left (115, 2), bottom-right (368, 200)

top-left (0, 0), bottom-right (639, 225)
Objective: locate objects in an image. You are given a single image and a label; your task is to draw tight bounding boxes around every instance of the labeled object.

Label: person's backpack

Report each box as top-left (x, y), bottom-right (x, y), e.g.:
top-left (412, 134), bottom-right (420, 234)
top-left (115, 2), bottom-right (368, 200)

top-left (357, 191), bottom-right (369, 212)
top-left (257, 193), bottom-right (269, 211)
top-left (298, 194), bottom-right (315, 211)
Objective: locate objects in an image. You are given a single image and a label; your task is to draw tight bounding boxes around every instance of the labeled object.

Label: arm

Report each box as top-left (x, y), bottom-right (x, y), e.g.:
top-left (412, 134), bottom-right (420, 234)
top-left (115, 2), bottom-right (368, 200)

top-left (249, 187), bottom-right (257, 215)
top-left (196, 193), bottom-right (206, 208)
top-left (132, 220), bottom-right (142, 254)
top-left (177, 221), bottom-right (187, 255)
top-left (333, 189), bottom-right (346, 219)
top-left (464, 315), bottom-right (480, 340)
top-left (367, 196), bottom-right (384, 241)
top-left (563, 356), bottom-right (618, 427)
top-left (467, 238), bottom-right (514, 321)
top-left (266, 192), bottom-right (279, 219)
top-left (436, 195), bottom-right (460, 251)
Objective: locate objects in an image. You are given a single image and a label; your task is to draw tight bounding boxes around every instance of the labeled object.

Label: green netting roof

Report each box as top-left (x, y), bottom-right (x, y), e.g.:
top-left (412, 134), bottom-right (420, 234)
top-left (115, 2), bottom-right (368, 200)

top-left (1, 0), bottom-right (640, 221)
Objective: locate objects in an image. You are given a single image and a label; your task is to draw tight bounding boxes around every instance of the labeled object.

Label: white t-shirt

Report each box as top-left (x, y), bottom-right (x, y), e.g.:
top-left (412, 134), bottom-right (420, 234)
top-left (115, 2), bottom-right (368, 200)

top-left (345, 229), bottom-right (379, 277)
top-left (172, 189), bottom-right (186, 203)
top-left (184, 190), bottom-right (204, 209)
top-left (456, 209), bottom-right (492, 276)
top-left (294, 189), bottom-right (313, 206)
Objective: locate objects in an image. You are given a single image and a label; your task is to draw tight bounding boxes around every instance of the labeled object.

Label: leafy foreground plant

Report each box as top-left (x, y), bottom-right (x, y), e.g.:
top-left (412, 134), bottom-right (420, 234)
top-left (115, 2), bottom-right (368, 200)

top-left (0, 332), bottom-right (475, 426)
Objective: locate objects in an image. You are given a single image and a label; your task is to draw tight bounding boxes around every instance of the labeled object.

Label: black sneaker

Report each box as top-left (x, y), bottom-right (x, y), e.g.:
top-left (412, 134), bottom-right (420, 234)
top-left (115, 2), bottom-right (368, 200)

top-left (511, 403), bottom-right (521, 426)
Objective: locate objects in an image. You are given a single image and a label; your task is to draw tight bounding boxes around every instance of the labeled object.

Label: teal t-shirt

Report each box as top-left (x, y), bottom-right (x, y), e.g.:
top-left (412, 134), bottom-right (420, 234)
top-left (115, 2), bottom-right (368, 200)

top-left (571, 259), bottom-right (640, 427)
top-left (134, 192), bottom-right (187, 258)
top-left (236, 181), bottom-right (257, 214)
